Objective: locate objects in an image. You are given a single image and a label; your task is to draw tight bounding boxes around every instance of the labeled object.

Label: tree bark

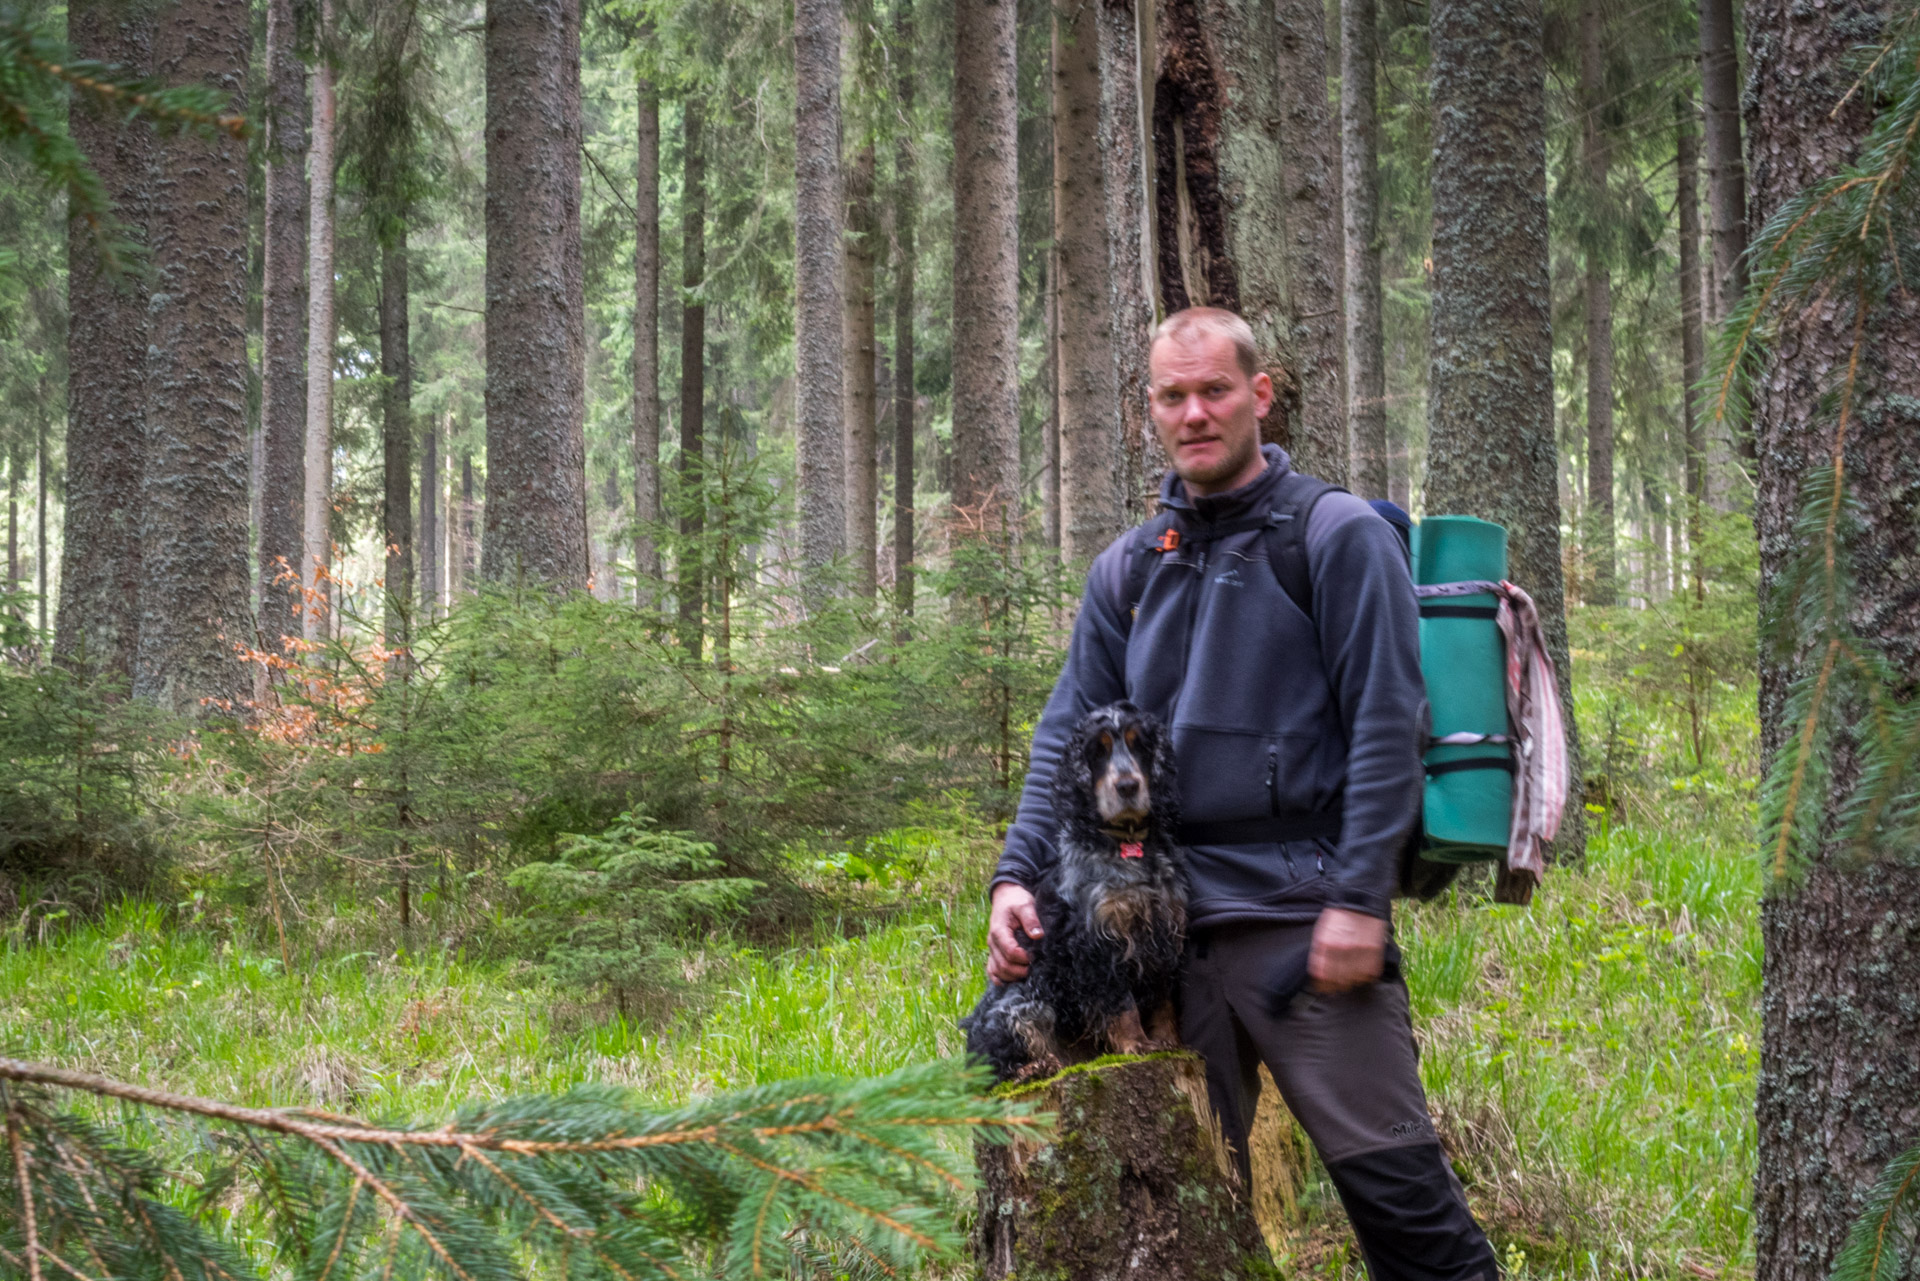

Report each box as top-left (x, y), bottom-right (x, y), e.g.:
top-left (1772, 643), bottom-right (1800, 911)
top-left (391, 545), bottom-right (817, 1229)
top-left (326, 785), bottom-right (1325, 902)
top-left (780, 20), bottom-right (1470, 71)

top-left (381, 239), bottom-right (413, 644)
top-left (1425, 0), bottom-right (1583, 859)
top-left (1152, 0), bottom-right (1346, 481)
top-left (1042, 243), bottom-right (1062, 552)
top-left (974, 1056), bottom-right (1273, 1279)
top-left (56, 0), bottom-right (153, 684)
top-left (1747, 0), bottom-right (1920, 1274)
top-left (1700, 0), bottom-right (1753, 473)
top-left (304, 0), bottom-right (337, 642)
top-left (1272, 0), bottom-right (1348, 484)
top-left (892, 0), bottom-right (917, 617)
top-left (678, 99), bottom-right (707, 650)
top-left (1578, 0), bottom-right (1614, 605)
top-left (845, 136), bottom-right (879, 597)
top-left (796, 0), bottom-right (848, 590)
top-left (633, 74), bottom-right (661, 598)
top-left (482, 0), bottom-right (588, 592)
top-left (1675, 93), bottom-right (1706, 592)
top-left (1054, 0), bottom-right (1127, 564)
top-left (420, 412), bottom-right (440, 618)
top-left (459, 451), bottom-right (477, 596)
top-left (131, 0), bottom-right (253, 716)
top-left (1342, 0), bottom-right (1387, 500)
top-left (951, 0), bottom-right (1024, 538)
top-left (258, 0), bottom-right (307, 659)
top-left (1099, 0), bottom-right (1158, 518)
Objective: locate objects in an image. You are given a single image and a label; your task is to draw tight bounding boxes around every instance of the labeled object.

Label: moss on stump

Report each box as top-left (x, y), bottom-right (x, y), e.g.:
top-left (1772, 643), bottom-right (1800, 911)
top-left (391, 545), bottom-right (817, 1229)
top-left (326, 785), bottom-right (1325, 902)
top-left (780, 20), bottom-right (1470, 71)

top-left (974, 1053), bottom-right (1278, 1279)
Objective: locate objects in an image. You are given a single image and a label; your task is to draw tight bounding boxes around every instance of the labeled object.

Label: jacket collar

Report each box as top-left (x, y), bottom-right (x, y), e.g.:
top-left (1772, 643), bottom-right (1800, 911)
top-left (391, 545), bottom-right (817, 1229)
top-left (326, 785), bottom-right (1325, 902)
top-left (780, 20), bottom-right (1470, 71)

top-left (1157, 443), bottom-right (1293, 524)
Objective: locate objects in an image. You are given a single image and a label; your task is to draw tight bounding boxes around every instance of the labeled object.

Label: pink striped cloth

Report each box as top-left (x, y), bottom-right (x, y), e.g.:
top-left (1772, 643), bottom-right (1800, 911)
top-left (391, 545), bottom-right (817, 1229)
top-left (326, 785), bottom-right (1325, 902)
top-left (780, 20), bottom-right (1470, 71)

top-left (1492, 581), bottom-right (1567, 885)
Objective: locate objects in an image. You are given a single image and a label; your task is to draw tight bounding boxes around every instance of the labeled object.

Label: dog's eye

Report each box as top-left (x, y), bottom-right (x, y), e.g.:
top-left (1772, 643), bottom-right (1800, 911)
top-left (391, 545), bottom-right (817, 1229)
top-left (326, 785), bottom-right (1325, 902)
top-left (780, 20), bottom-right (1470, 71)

top-left (1099, 732), bottom-right (1113, 751)
top-left (1124, 728), bottom-right (1139, 748)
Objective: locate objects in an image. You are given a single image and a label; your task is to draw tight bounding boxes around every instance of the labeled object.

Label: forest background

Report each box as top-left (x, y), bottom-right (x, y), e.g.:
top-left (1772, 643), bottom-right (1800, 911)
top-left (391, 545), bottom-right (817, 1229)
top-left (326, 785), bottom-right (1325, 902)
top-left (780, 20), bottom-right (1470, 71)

top-left (0, 0), bottom-right (1917, 1277)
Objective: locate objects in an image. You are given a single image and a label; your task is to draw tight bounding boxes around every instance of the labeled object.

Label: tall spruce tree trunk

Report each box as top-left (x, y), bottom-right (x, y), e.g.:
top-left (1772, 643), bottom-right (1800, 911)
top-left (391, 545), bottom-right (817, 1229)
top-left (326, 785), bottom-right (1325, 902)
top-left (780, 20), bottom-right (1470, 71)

top-left (35, 420), bottom-right (46, 645)
top-left (633, 75), bottom-right (661, 596)
top-left (382, 240), bottom-right (414, 643)
top-left (420, 413), bottom-right (440, 618)
top-left (1675, 94), bottom-right (1706, 590)
top-left (459, 452), bottom-right (476, 595)
top-left (1747, 0), bottom-right (1920, 1274)
top-left (845, 137), bottom-right (879, 597)
top-left (1342, 0), bottom-right (1388, 500)
top-left (1042, 244), bottom-right (1062, 552)
top-left (891, 0), bottom-right (917, 616)
top-left (678, 100), bottom-right (707, 650)
top-left (56, 0), bottom-right (152, 684)
top-left (304, 0), bottom-right (337, 642)
top-left (1579, 0), bottom-right (1615, 605)
top-left (1700, 0), bottom-right (1752, 475)
top-left (1425, 0), bottom-right (1582, 864)
top-left (796, 0), bottom-right (848, 589)
top-left (1272, 0), bottom-right (1348, 483)
top-left (1099, 0), bottom-right (1157, 517)
top-left (259, 0), bottom-right (307, 658)
top-left (1054, 0), bottom-right (1127, 564)
top-left (951, 0), bottom-right (1023, 537)
top-left (482, 0), bottom-right (589, 591)
top-left (133, 0), bottom-right (253, 716)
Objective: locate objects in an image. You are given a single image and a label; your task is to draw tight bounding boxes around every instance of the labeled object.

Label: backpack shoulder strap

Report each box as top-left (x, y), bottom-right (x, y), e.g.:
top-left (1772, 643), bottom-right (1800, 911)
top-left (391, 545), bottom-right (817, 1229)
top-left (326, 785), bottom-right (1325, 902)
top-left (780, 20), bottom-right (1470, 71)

top-left (1261, 472), bottom-right (1344, 621)
top-left (1115, 509), bottom-right (1182, 628)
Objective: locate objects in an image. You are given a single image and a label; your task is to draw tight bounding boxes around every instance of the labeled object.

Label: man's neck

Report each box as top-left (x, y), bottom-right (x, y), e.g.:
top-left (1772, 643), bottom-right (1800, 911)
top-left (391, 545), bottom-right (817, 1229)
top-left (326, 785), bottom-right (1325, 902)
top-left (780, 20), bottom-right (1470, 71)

top-left (1183, 453), bottom-right (1269, 501)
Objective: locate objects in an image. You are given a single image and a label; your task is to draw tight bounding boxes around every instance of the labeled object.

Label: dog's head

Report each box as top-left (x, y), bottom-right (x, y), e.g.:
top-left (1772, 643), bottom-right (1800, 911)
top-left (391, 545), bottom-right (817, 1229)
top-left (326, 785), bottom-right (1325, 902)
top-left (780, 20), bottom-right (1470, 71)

top-left (1052, 702), bottom-right (1178, 841)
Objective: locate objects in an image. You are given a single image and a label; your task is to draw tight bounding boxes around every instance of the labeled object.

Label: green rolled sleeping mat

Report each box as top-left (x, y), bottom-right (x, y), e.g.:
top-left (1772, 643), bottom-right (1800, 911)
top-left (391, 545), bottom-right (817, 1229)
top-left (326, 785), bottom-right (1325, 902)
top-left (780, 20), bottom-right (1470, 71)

top-left (1412, 515), bottom-right (1510, 863)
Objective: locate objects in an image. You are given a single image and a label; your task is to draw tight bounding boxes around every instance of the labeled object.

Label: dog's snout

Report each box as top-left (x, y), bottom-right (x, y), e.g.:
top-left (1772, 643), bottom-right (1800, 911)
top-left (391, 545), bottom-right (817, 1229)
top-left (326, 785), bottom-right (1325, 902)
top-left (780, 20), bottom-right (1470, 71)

top-left (1114, 775), bottom-right (1141, 801)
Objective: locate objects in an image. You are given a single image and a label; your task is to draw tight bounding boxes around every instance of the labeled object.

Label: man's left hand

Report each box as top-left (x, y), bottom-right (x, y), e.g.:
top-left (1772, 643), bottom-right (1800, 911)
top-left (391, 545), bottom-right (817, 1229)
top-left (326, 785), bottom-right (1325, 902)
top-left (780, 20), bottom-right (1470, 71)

top-left (1309, 907), bottom-right (1386, 991)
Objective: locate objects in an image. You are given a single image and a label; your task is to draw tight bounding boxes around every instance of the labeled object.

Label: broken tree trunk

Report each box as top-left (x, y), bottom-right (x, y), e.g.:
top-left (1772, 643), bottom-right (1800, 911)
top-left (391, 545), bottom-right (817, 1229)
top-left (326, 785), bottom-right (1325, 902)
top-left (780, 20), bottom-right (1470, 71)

top-left (975, 1054), bottom-right (1279, 1279)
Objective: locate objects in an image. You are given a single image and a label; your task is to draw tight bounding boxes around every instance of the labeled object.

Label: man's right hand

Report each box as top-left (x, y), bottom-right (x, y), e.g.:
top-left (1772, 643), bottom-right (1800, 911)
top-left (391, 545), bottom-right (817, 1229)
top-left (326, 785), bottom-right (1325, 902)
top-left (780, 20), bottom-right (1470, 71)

top-left (987, 882), bottom-right (1044, 984)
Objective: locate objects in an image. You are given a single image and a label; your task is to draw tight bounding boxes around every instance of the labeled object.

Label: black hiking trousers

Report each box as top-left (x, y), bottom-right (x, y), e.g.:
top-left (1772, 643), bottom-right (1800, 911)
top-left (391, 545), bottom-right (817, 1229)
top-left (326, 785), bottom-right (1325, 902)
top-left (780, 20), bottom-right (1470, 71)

top-left (1179, 920), bottom-right (1498, 1281)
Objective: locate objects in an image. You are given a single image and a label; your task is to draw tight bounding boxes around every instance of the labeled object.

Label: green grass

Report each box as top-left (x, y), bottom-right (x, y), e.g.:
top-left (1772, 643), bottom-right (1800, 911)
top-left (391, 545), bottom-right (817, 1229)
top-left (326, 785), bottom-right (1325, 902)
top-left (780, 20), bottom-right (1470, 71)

top-left (1, 814), bottom-right (1758, 1279)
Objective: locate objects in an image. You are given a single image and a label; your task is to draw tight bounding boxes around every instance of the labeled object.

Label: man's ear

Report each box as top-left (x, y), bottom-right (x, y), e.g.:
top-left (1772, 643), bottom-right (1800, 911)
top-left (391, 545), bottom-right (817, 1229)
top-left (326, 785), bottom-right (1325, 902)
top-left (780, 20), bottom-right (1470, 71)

top-left (1251, 370), bottom-right (1274, 420)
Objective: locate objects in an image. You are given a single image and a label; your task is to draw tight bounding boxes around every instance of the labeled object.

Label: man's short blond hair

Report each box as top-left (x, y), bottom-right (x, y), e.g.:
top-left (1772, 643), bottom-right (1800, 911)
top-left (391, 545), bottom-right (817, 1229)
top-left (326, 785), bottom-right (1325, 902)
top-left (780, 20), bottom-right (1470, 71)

top-left (1151, 306), bottom-right (1259, 380)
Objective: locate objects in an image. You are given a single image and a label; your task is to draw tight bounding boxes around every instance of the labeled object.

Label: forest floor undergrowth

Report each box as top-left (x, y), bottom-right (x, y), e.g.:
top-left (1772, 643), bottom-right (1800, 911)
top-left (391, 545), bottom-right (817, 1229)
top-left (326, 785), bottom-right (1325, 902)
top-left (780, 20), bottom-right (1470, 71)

top-left (3, 804), bottom-right (1758, 1280)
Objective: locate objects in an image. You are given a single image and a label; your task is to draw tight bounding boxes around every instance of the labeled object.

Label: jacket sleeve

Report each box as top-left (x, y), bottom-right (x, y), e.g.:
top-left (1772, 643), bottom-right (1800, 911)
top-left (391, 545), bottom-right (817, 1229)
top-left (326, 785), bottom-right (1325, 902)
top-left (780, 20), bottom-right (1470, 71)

top-left (1308, 502), bottom-right (1427, 919)
top-left (991, 540), bottom-right (1137, 892)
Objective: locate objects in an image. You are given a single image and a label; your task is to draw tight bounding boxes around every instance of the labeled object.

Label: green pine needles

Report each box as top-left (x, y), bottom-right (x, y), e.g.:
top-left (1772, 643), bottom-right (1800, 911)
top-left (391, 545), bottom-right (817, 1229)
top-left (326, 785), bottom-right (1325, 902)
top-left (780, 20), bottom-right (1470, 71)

top-left (1709, 6), bottom-right (1920, 888)
top-left (0, 1055), bottom-right (1040, 1281)
top-left (0, 7), bottom-right (246, 277)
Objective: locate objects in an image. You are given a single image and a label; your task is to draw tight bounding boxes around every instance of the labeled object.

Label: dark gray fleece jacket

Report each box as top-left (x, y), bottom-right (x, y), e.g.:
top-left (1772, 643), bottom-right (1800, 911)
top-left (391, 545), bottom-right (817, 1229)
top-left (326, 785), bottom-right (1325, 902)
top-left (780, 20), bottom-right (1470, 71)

top-left (992, 446), bottom-right (1427, 927)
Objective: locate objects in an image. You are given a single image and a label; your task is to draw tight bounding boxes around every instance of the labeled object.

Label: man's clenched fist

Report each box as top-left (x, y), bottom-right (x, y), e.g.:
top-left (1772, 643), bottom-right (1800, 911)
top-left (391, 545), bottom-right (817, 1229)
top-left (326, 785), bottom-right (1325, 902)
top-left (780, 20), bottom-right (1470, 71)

top-left (1309, 906), bottom-right (1387, 992)
top-left (987, 882), bottom-right (1044, 984)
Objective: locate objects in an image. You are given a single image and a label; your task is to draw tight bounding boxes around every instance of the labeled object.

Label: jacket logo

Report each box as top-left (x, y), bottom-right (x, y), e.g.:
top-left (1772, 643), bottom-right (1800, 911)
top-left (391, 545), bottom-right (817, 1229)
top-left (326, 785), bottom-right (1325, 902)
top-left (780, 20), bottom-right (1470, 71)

top-left (1214, 567), bottom-right (1244, 588)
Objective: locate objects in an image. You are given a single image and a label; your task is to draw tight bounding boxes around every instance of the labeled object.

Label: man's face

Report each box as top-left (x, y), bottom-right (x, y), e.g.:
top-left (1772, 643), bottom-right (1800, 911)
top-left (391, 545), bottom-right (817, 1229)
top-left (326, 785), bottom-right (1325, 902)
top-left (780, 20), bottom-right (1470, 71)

top-left (1148, 331), bottom-right (1274, 497)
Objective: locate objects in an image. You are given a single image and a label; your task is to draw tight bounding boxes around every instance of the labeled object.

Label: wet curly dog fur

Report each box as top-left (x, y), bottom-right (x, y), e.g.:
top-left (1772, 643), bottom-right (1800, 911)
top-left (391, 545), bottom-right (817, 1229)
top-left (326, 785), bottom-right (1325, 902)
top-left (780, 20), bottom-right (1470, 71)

top-left (962, 703), bottom-right (1188, 1081)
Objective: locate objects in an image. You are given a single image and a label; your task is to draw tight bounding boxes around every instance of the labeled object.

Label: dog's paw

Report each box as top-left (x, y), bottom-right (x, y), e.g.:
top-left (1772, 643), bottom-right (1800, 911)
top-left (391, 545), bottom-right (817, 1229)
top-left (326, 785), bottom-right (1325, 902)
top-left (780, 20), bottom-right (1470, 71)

top-left (1012, 1054), bottom-right (1064, 1083)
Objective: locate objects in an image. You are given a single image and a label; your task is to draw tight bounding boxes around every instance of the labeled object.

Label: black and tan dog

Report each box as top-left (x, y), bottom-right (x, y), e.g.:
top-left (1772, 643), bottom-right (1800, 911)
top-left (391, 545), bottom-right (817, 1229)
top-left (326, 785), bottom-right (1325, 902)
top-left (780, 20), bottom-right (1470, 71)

top-left (963, 702), bottom-right (1188, 1081)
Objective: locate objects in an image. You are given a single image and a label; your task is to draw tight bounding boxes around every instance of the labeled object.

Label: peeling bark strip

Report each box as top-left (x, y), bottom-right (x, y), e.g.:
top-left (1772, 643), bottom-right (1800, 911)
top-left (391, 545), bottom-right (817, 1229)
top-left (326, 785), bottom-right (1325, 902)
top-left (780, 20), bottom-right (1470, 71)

top-left (482, 0), bottom-right (589, 592)
top-left (1150, 0), bottom-right (1236, 317)
top-left (57, 0), bottom-right (153, 684)
top-left (134, 0), bottom-right (254, 716)
top-left (1746, 0), bottom-right (1920, 1274)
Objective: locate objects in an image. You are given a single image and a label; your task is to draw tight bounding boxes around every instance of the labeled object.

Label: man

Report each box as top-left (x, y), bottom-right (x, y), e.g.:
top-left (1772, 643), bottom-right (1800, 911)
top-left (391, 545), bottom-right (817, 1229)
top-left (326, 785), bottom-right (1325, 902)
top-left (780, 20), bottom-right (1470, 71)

top-left (987, 307), bottom-right (1496, 1279)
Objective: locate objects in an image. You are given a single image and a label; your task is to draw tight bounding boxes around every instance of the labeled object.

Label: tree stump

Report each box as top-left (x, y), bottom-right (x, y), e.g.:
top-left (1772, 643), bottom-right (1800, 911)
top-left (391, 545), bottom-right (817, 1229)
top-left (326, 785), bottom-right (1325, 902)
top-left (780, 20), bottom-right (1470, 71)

top-left (974, 1053), bottom-right (1278, 1280)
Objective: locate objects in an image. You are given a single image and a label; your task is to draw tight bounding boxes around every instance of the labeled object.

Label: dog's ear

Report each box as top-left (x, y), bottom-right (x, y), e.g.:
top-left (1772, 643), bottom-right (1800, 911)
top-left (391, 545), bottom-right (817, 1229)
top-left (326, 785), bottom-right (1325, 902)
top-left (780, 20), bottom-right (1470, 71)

top-left (1050, 714), bottom-right (1103, 835)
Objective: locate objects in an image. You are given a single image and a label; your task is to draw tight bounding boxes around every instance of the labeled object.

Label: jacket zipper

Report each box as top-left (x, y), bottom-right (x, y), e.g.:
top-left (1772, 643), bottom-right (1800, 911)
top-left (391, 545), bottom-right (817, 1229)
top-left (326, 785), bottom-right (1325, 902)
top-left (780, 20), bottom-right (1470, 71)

top-left (1266, 744), bottom-right (1279, 815)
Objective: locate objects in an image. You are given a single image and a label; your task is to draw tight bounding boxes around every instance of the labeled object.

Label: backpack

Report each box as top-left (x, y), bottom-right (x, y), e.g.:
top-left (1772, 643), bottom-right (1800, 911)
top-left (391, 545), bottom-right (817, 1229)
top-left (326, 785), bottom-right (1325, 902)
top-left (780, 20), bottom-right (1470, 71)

top-left (1113, 479), bottom-right (1466, 902)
